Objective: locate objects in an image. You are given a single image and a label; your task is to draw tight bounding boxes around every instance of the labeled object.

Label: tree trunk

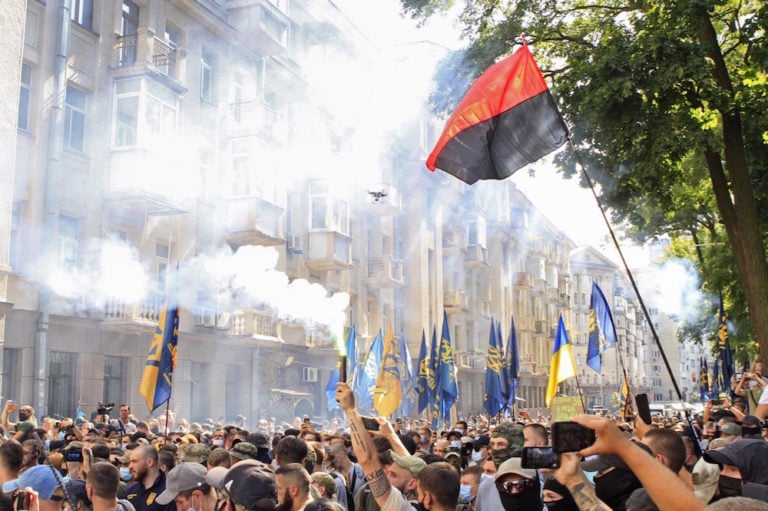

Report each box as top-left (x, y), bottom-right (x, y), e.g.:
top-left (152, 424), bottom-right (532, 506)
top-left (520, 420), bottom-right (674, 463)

top-left (698, 14), bottom-right (768, 363)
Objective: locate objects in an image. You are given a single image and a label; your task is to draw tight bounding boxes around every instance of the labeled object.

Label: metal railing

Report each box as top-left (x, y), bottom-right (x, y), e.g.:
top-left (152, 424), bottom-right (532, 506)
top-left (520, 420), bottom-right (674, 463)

top-left (115, 35), bottom-right (137, 67)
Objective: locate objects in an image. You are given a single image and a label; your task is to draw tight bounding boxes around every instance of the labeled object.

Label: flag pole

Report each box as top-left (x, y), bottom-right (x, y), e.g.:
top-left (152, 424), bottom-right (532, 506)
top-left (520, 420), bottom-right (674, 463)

top-left (565, 137), bottom-right (700, 451)
top-left (572, 373), bottom-right (587, 413)
top-left (163, 399), bottom-right (171, 443)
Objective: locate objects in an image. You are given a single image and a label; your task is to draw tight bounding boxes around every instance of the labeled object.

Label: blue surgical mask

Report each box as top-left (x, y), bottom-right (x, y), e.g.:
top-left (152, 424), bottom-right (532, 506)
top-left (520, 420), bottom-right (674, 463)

top-left (455, 429), bottom-right (465, 435)
top-left (451, 440), bottom-right (462, 449)
top-left (58, 431), bottom-right (66, 441)
top-left (420, 435), bottom-right (428, 445)
top-left (119, 467), bottom-right (132, 482)
top-left (459, 484), bottom-right (474, 503)
top-left (471, 450), bottom-right (484, 463)
top-left (44, 439), bottom-right (50, 450)
top-left (480, 473), bottom-right (494, 485)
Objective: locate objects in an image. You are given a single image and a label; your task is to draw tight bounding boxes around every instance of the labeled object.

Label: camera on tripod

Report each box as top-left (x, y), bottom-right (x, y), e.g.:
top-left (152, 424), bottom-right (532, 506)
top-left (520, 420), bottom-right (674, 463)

top-left (97, 402), bottom-right (115, 415)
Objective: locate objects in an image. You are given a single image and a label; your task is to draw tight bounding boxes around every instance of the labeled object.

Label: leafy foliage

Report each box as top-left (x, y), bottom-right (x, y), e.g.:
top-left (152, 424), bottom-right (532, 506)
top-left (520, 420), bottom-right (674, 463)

top-left (404, 0), bottom-right (768, 358)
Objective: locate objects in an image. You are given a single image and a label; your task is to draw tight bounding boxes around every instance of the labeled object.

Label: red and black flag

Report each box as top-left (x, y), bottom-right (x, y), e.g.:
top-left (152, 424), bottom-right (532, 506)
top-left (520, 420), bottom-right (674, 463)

top-left (427, 41), bottom-right (568, 184)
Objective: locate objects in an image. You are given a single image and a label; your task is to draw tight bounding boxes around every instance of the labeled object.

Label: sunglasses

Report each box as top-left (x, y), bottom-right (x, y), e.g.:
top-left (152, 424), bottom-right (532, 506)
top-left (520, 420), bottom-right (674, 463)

top-left (496, 478), bottom-right (535, 495)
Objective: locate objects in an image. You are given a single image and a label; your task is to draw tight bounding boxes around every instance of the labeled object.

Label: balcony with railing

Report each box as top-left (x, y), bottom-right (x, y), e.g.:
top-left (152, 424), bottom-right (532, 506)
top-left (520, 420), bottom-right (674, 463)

top-left (227, 0), bottom-right (289, 56)
top-left (465, 244), bottom-right (489, 267)
top-left (442, 229), bottom-right (467, 250)
top-left (106, 148), bottom-right (187, 215)
top-left (443, 289), bottom-right (469, 313)
top-left (112, 31), bottom-right (185, 87)
top-left (226, 195), bottom-right (285, 247)
top-left (366, 255), bottom-right (404, 288)
top-left (100, 293), bottom-right (165, 333)
top-left (229, 309), bottom-right (278, 339)
top-left (228, 100), bottom-right (286, 146)
top-left (457, 351), bottom-right (486, 370)
top-left (305, 230), bottom-right (353, 271)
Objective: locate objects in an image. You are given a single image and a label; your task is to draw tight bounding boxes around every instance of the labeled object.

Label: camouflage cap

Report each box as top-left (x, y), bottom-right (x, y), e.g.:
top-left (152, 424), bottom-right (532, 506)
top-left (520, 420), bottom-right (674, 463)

top-left (179, 443), bottom-right (211, 464)
top-left (229, 442), bottom-right (258, 461)
top-left (491, 423), bottom-right (524, 451)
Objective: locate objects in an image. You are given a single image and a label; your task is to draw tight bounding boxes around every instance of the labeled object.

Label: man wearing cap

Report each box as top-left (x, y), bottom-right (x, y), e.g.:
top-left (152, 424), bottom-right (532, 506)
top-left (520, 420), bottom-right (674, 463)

top-left (3, 464), bottom-right (67, 511)
top-left (336, 382), bottom-right (459, 511)
top-left (220, 460), bottom-right (278, 511)
top-left (155, 463), bottom-right (217, 511)
top-left (229, 443), bottom-right (258, 465)
top-left (386, 451), bottom-right (426, 506)
top-left (719, 422), bottom-right (743, 442)
top-left (126, 445), bottom-right (172, 511)
top-left (494, 458), bottom-right (542, 510)
top-left (703, 438), bottom-right (768, 499)
top-left (474, 423), bottom-right (524, 511)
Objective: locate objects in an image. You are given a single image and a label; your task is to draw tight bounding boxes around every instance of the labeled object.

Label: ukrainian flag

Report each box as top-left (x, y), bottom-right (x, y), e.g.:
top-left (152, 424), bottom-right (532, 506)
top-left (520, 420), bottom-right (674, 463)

top-left (545, 315), bottom-right (577, 407)
top-left (374, 326), bottom-right (402, 417)
top-left (139, 301), bottom-right (180, 412)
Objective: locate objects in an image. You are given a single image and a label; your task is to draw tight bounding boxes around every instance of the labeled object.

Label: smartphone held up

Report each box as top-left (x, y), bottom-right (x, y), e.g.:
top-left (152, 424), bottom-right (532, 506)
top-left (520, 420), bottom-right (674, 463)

top-left (551, 421), bottom-right (596, 453)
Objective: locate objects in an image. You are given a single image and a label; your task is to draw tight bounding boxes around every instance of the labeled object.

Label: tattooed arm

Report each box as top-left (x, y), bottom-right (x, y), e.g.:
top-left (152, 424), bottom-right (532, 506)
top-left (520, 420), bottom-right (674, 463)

top-left (336, 383), bottom-right (395, 507)
top-left (555, 453), bottom-right (611, 511)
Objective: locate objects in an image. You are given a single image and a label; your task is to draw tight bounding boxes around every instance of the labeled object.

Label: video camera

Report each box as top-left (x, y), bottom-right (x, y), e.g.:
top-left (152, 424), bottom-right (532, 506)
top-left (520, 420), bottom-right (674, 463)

top-left (97, 402), bottom-right (115, 416)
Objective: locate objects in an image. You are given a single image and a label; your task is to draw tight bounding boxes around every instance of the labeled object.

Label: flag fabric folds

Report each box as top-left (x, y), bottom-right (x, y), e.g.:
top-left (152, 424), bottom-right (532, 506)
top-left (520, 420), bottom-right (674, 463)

top-left (139, 300), bottom-right (180, 412)
top-left (438, 312), bottom-right (459, 424)
top-left (587, 282), bottom-right (618, 373)
top-left (374, 327), bottom-right (403, 416)
top-left (545, 315), bottom-right (577, 407)
top-left (416, 331), bottom-right (431, 413)
top-left (429, 326), bottom-right (441, 429)
top-left (718, 302), bottom-right (734, 389)
top-left (484, 318), bottom-right (505, 416)
top-left (712, 359), bottom-right (721, 399)
top-left (619, 378), bottom-right (632, 420)
top-left (325, 367), bottom-right (340, 413)
top-left (426, 42), bottom-right (568, 184)
top-left (496, 321), bottom-right (509, 406)
top-left (504, 317), bottom-right (520, 410)
top-left (699, 358), bottom-right (710, 402)
top-left (399, 331), bottom-right (417, 417)
top-left (355, 330), bottom-right (383, 412)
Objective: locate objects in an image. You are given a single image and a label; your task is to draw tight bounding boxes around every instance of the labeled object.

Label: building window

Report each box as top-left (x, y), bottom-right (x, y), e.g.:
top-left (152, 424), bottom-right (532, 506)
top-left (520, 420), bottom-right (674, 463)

top-left (114, 78), bottom-right (177, 147)
top-left (64, 85), bottom-right (87, 152)
top-left (48, 351), bottom-right (78, 418)
top-left (200, 51), bottom-right (214, 103)
top-left (103, 356), bottom-right (128, 405)
top-left (468, 216), bottom-right (486, 247)
top-left (225, 365), bottom-right (240, 421)
top-left (18, 64), bottom-right (31, 130)
top-left (310, 181), bottom-right (350, 234)
top-left (10, 201), bottom-right (20, 270)
top-left (2, 348), bottom-right (21, 405)
top-left (70, 0), bottom-right (93, 30)
top-left (58, 215), bottom-right (79, 272)
top-left (155, 242), bottom-right (169, 289)
top-left (190, 362), bottom-right (210, 422)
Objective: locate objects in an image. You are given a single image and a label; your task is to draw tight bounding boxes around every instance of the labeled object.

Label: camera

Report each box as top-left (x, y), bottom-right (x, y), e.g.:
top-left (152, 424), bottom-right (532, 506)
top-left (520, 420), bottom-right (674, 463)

top-left (97, 402), bottom-right (115, 415)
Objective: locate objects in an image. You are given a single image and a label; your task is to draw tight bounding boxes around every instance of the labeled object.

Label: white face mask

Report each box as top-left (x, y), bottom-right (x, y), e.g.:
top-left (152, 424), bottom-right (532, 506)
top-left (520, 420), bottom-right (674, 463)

top-left (480, 473), bottom-right (494, 485)
top-left (213, 439), bottom-right (224, 448)
top-left (187, 496), bottom-right (202, 511)
top-left (471, 450), bottom-right (484, 463)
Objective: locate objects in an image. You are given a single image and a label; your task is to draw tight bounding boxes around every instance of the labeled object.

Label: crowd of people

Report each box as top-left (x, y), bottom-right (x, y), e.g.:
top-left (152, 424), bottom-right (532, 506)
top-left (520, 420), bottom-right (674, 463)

top-left (1, 377), bottom-right (768, 511)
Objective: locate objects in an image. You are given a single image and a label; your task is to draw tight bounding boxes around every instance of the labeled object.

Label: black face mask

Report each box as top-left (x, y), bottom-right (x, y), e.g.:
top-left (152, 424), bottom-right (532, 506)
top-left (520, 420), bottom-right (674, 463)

top-left (545, 500), bottom-right (580, 511)
top-left (499, 478), bottom-right (541, 511)
top-left (18, 411), bottom-right (29, 422)
top-left (595, 469), bottom-right (641, 511)
top-left (717, 475), bottom-right (742, 499)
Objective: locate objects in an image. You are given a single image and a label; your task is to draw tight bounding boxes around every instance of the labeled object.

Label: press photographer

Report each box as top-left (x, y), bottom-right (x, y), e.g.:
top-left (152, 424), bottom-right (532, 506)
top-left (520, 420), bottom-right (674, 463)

top-left (109, 405), bottom-right (136, 435)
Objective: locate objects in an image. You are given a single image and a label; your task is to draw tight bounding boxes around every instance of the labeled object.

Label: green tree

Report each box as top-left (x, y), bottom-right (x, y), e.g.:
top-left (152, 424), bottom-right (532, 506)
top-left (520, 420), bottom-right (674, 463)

top-left (403, 0), bottom-right (768, 360)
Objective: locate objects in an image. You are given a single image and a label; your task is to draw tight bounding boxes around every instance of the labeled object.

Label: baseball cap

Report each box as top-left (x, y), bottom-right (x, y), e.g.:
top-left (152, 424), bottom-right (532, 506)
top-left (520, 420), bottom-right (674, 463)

top-left (229, 442), bottom-right (258, 461)
top-left (703, 439), bottom-right (768, 483)
top-left (222, 460), bottom-right (277, 511)
top-left (692, 456), bottom-right (720, 504)
top-left (2, 465), bottom-right (61, 500)
top-left (156, 462), bottom-right (207, 505)
top-left (495, 457), bottom-right (536, 481)
top-left (205, 466), bottom-right (229, 490)
top-left (389, 450), bottom-right (427, 477)
top-left (720, 422), bottom-right (742, 436)
top-left (179, 444), bottom-right (211, 464)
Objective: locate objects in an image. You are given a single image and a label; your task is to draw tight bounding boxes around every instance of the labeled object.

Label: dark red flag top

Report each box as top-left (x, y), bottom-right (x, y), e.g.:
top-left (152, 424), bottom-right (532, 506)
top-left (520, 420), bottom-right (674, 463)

top-left (427, 43), bottom-right (568, 184)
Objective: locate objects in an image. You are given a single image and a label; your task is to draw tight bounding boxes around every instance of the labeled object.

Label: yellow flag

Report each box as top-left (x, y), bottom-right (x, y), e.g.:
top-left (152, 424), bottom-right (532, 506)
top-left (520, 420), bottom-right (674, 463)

top-left (374, 326), bottom-right (402, 416)
top-left (545, 316), bottom-right (576, 407)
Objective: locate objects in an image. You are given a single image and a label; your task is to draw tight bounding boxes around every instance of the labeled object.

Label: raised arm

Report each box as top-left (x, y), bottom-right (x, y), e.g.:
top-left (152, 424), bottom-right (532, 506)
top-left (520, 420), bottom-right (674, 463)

top-left (336, 383), bottom-right (393, 507)
top-left (573, 415), bottom-right (704, 511)
top-left (554, 453), bottom-right (611, 511)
